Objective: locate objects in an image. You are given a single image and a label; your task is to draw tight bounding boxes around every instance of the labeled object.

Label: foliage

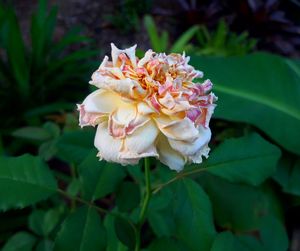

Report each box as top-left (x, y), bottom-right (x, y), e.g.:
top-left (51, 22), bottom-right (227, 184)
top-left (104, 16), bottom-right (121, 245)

top-left (1, 1), bottom-right (300, 248)
top-left (0, 0), bottom-right (98, 133)
top-left (144, 15), bottom-right (199, 53)
top-left (105, 0), bottom-right (153, 34)
top-left (187, 20), bottom-right (257, 56)
top-left (160, 0), bottom-right (300, 56)
top-left (144, 16), bottom-right (256, 56)
top-left (1, 52), bottom-right (299, 250)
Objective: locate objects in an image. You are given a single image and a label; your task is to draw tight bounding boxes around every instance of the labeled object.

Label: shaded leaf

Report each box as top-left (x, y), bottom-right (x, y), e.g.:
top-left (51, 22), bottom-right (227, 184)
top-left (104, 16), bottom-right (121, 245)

top-left (260, 215), bottom-right (289, 251)
top-left (116, 181), bottom-right (140, 212)
top-left (273, 156), bottom-right (300, 196)
top-left (211, 231), bottom-right (263, 251)
top-left (29, 208), bottom-right (62, 236)
top-left (2, 232), bottom-right (36, 251)
top-left (114, 216), bottom-right (136, 249)
top-left (148, 237), bottom-right (191, 251)
top-left (191, 53), bottom-right (300, 154)
top-left (170, 179), bottom-right (216, 251)
top-left (0, 154), bottom-right (57, 210)
top-left (54, 206), bottom-right (106, 251)
top-left (78, 150), bottom-right (126, 201)
top-left (197, 174), bottom-right (283, 231)
top-left (206, 133), bottom-right (281, 186)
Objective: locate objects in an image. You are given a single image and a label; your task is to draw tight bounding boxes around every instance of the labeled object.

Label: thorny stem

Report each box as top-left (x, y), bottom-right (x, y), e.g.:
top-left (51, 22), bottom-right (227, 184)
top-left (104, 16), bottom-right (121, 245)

top-left (135, 158), bottom-right (152, 251)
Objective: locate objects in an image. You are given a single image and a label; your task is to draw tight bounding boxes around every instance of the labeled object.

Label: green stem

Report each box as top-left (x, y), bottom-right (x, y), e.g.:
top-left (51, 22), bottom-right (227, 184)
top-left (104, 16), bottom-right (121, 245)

top-left (135, 158), bottom-right (151, 251)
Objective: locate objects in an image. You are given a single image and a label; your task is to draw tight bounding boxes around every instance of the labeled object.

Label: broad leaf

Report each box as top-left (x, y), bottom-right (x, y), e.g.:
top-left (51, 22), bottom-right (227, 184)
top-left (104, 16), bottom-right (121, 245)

top-left (78, 150), bottom-right (126, 201)
top-left (36, 239), bottom-right (54, 251)
top-left (198, 174), bottom-right (283, 231)
top-left (211, 232), bottom-right (263, 251)
top-left (56, 129), bottom-right (94, 165)
top-left (0, 154), bottom-right (57, 210)
top-left (54, 206), bottom-right (106, 251)
top-left (206, 133), bottom-right (281, 186)
top-left (114, 216), bottom-right (136, 249)
top-left (12, 127), bottom-right (52, 141)
top-left (170, 179), bottom-right (216, 251)
top-left (260, 215), bottom-right (289, 251)
top-left (148, 237), bottom-right (191, 251)
top-left (273, 156), bottom-right (300, 196)
top-left (103, 214), bottom-right (128, 251)
top-left (191, 53), bottom-right (300, 155)
top-left (2, 232), bottom-right (36, 251)
top-left (29, 208), bottom-right (62, 236)
top-left (116, 181), bottom-right (140, 212)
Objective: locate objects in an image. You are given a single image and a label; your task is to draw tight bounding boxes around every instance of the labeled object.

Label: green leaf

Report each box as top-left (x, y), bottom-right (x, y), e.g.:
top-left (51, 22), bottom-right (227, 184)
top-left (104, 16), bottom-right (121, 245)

top-left (273, 156), bottom-right (300, 196)
top-left (0, 154), bottom-right (57, 210)
top-left (2, 232), bottom-right (36, 251)
top-left (144, 15), bottom-right (163, 52)
top-left (29, 208), bottom-right (62, 236)
top-left (36, 239), bottom-right (54, 251)
top-left (148, 188), bottom-right (175, 237)
top-left (211, 232), bottom-right (263, 251)
top-left (12, 127), bottom-right (52, 141)
top-left (116, 181), bottom-right (140, 212)
top-left (171, 26), bottom-right (199, 53)
top-left (260, 215), bottom-right (289, 251)
top-left (56, 130), bottom-right (94, 165)
top-left (190, 53), bottom-right (300, 154)
top-left (170, 179), bottom-right (216, 251)
top-left (114, 216), bottom-right (136, 249)
top-left (103, 214), bottom-right (128, 251)
top-left (198, 174), bottom-right (283, 231)
top-left (54, 206), bottom-right (106, 251)
top-left (78, 150), bottom-right (126, 201)
top-left (206, 133), bottom-right (281, 186)
top-left (148, 237), bottom-right (191, 251)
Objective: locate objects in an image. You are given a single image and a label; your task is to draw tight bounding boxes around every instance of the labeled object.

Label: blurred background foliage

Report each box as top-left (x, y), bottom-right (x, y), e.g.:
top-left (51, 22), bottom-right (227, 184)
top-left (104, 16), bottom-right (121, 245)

top-left (0, 0), bottom-right (300, 251)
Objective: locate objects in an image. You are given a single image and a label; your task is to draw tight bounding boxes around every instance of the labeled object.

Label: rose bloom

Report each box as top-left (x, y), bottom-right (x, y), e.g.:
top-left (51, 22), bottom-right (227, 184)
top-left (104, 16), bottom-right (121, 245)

top-left (78, 44), bottom-right (217, 171)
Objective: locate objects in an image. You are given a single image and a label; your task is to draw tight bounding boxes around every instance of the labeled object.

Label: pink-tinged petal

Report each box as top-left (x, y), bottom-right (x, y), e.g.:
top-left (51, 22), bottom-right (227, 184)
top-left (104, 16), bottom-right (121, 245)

top-left (159, 92), bottom-right (175, 110)
top-left (158, 78), bottom-right (173, 95)
top-left (89, 73), bottom-right (146, 99)
top-left (94, 121), bottom-right (124, 164)
top-left (196, 104), bottom-right (216, 128)
top-left (111, 43), bottom-right (137, 68)
top-left (156, 134), bottom-right (186, 172)
top-left (154, 116), bottom-right (199, 141)
top-left (77, 104), bottom-right (105, 127)
top-left (108, 102), bottom-right (151, 138)
top-left (168, 126), bottom-right (211, 157)
top-left (187, 108), bottom-right (201, 122)
top-left (148, 94), bottom-right (161, 111)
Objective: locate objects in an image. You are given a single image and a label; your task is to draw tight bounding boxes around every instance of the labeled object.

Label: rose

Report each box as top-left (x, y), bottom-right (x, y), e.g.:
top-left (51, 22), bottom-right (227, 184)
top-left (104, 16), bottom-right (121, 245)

top-left (78, 44), bottom-right (217, 171)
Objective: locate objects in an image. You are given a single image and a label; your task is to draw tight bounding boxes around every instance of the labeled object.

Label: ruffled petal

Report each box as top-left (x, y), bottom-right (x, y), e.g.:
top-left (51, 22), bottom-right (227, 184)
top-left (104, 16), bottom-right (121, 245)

top-left (94, 121), bottom-right (123, 163)
top-left (89, 74), bottom-right (146, 99)
top-left (111, 43), bottom-right (137, 68)
top-left (81, 89), bottom-right (122, 113)
top-left (154, 116), bottom-right (199, 141)
top-left (122, 119), bottom-right (159, 156)
top-left (77, 104), bottom-right (106, 127)
top-left (156, 134), bottom-right (186, 172)
top-left (108, 103), bottom-right (150, 138)
top-left (168, 126), bottom-right (211, 158)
